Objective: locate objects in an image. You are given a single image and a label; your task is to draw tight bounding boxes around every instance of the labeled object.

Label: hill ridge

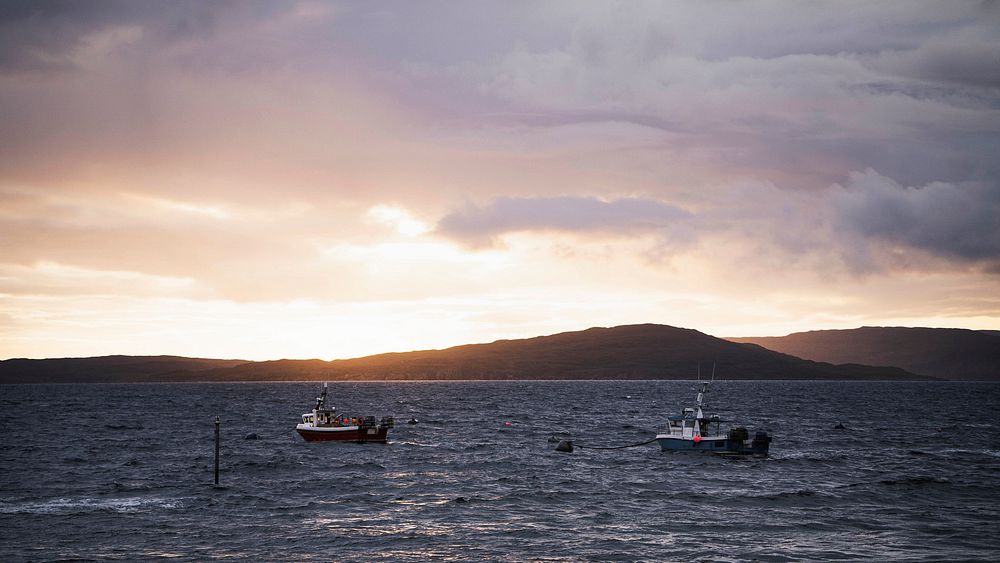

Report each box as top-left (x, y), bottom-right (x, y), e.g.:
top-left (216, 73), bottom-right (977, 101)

top-left (730, 326), bottom-right (999, 381)
top-left (0, 324), bottom-right (933, 383)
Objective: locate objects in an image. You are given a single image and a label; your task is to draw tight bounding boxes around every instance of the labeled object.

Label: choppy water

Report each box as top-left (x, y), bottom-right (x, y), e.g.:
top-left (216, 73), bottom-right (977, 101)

top-left (2, 380), bottom-right (999, 561)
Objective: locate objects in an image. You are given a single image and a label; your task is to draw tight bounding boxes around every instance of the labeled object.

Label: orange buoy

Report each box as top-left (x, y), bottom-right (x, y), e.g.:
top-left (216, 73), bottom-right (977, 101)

top-left (693, 435), bottom-right (702, 444)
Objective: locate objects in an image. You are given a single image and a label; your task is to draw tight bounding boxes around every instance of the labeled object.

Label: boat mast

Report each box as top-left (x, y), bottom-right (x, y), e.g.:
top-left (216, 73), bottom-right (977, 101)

top-left (316, 382), bottom-right (328, 410)
top-left (695, 364), bottom-right (713, 419)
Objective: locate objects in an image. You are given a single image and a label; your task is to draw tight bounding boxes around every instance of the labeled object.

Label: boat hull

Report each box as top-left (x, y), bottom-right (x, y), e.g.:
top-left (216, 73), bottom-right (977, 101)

top-left (296, 425), bottom-right (389, 443)
top-left (656, 435), bottom-right (770, 456)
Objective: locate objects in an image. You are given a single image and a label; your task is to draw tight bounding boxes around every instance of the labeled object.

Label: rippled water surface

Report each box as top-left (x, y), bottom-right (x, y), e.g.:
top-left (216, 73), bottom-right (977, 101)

top-left (2, 381), bottom-right (999, 561)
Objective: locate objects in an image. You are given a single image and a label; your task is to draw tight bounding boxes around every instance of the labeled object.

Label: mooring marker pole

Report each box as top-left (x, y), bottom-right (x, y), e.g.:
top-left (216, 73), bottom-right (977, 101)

top-left (214, 415), bottom-right (220, 485)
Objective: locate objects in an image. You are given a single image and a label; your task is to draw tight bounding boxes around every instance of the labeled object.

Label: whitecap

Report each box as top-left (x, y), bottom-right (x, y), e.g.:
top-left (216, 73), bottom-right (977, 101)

top-left (0, 495), bottom-right (182, 515)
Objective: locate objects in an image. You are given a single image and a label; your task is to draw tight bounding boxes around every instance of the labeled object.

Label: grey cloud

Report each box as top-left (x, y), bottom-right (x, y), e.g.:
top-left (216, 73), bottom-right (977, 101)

top-left (4, 2), bottom-right (997, 196)
top-left (832, 169), bottom-right (1000, 265)
top-left (455, 2), bottom-right (1000, 192)
top-left (871, 28), bottom-right (1000, 90)
top-left (707, 170), bottom-right (1000, 274)
top-left (0, 1), bottom-right (276, 72)
top-left (435, 171), bottom-right (1000, 276)
top-left (436, 196), bottom-right (692, 247)
top-left (0, 1), bottom-right (138, 70)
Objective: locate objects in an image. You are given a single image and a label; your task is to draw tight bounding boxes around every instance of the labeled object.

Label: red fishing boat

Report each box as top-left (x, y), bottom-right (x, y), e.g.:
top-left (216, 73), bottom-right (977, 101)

top-left (295, 383), bottom-right (394, 443)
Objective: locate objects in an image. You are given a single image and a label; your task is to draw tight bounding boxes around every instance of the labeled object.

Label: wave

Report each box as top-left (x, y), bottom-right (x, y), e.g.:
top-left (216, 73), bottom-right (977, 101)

top-left (939, 448), bottom-right (1000, 459)
top-left (111, 480), bottom-right (158, 492)
top-left (4, 380), bottom-right (1000, 562)
top-left (838, 476), bottom-right (950, 490)
top-left (0, 495), bottom-right (182, 515)
top-left (877, 476), bottom-right (950, 487)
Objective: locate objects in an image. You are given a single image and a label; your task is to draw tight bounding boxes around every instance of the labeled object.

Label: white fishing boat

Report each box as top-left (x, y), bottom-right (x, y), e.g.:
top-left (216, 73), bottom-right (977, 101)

top-left (655, 376), bottom-right (771, 456)
top-left (295, 383), bottom-right (394, 443)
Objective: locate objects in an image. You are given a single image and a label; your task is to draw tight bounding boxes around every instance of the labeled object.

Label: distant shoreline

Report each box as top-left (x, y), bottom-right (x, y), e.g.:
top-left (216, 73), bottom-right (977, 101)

top-left (4, 324), bottom-right (997, 383)
top-left (5, 377), bottom-right (964, 385)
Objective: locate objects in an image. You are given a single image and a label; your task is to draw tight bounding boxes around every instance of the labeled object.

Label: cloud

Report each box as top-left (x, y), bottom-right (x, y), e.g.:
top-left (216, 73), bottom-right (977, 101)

top-left (0, 0), bottom-right (242, 72)
top-left (704, 170), bottom-right (1000, 276)
top-left (832, 169), bottom-right (1000, 267)
top-left (1, 2), bottom-right (999, 359)
top-left (435, 196), bottom-right (693, 247)
top-left (434, 171), bottom-right (1000, 276)
top-left (871, 26), bottom-right (1000, 90)
top-left (703, 170), bottom-right (1000, 276)
top-left (0, 261), bottom-right (195, 298)
top-left (430, 1), bottom-right (1000, 191)
top-left (4, 2), bottom-right (998, 199)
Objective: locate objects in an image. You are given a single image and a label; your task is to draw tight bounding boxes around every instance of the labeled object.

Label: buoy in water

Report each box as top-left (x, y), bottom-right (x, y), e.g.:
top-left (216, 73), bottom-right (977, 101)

top-left (555, 440), bottom-right (574, 453)
top-left (693, 435), bottom-right (702, 444)
top-left (407, 418), bottom-right (419, 425)
top-left (504, 421), bottom-right (513, 427)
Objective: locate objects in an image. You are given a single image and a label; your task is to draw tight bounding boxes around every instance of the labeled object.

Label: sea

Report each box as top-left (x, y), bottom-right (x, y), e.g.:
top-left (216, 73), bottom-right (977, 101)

top-left (2, 380), bottom-right (999, 562)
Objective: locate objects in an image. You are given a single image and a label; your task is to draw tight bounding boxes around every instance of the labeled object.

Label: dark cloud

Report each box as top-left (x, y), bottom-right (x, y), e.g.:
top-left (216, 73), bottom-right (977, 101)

top-left (872, 32), bottom-right (1000, 90)
top-left (0, 1), bottom-right (273, 72)
top-left (436, 196), bottom-right (692, 247)
top-left (0, 1), bottom-right (107, 71)
top-left (832, 170), bottom-right (1000, 265)
top-left (435, 170), bottom-right (1000, 276)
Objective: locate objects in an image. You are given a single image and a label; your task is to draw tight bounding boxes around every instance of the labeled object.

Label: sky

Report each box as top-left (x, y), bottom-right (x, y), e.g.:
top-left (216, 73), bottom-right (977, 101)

top-left (1, 1), bottom-right (999, 361)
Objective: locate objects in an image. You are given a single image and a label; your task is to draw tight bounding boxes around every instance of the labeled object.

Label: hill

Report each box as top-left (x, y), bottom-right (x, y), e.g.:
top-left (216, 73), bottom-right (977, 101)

top-left (0, 324), bottom-right (927, 383)
top-left (0, 355), bottom-right (249, 384)
top-left (729, 327), bottom-right (1000, 380)
top-left (303, 324), bottom-right (921, 381)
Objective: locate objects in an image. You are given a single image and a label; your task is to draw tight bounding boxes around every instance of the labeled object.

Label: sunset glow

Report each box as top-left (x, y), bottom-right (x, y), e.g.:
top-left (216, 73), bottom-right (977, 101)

top-left (2, 2), bottom-right (998, 360)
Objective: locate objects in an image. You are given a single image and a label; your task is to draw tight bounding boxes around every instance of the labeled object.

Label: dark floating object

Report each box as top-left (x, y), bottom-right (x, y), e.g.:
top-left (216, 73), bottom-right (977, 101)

top-left (453, 496), bottom-right (468, 503)
top-left (244, 433), bottom-right (260, 440)
top-left (834, 423), bottom-right (846, 430)
top-left (407, 418), bottom-right (419, 425)
top-left (555, 440), bottom-right (574, 453)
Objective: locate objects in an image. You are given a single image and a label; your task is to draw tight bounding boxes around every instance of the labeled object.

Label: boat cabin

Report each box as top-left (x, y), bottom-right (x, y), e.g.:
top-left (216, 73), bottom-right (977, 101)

top-left (302, 408), bottom-right (365, 428)
top-left (300, 384), bottom-right (365, 428)
top-left (664, 413), bottom-right (724, 439)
